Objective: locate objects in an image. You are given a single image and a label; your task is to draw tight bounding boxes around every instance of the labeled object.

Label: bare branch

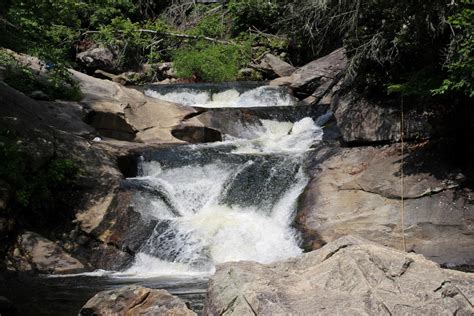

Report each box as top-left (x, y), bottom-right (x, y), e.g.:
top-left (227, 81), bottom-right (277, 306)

top-left (82, 29), bottom-right (234, 45)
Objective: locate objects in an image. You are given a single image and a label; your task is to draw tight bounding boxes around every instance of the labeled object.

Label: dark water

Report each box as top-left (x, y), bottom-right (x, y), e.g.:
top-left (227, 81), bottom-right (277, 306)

top-left (0, 273), bottom-right (208, 315)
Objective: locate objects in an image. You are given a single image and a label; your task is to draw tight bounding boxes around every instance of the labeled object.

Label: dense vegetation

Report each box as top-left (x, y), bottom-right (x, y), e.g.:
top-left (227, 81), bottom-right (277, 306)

top-left (0, 0), bottom-right (472, 94)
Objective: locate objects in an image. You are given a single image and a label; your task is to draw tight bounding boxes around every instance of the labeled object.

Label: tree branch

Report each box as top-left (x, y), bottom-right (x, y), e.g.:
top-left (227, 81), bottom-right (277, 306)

top-left (82, 29), bottom-right (234, 45)
top-left (138, 29), bottom-right (234, 44)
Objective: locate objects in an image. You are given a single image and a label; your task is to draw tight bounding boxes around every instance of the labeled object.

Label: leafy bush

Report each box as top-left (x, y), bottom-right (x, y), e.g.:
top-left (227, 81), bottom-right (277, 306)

top-left (434, 1), bottom-right (474, 97)
top-left (0, 130), bottom-right (79, 208)
top-left (228, 0), bottom-right (282, 34)
top-left (189, 14), bottom-right (228, 39)
top-left (93, 17), bottom-right (172, 69)
top-left (342, 1), bottom-right (454, 95)
top-left (173, 42), bottom-right (250, 82)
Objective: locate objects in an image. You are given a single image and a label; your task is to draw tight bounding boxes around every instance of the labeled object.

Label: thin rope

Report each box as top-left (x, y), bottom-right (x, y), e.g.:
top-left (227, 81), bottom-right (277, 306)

top-left (400, 96), bottom-right (407, 252)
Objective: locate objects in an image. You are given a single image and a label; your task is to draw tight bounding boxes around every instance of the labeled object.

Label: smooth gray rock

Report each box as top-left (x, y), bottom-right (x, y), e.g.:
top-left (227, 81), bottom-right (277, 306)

top-left (76, 46), bottom-right (116, 72)
top-left (297, 143), bottom-right (474, 267)
top-left (205, 236), bottom-right (474, 316)
top-left (80, 285), bottom-right (196, 316)
top-left (270, 48), bottom-right (347, 97)
top-left (333, 91), bottom-right (433, 143)
top-left (290, 48), bottom-right (346, 88)
top-left (260, 54), bottom-right (296, 77)
top-left (70, 69), bottom-right (198, 143)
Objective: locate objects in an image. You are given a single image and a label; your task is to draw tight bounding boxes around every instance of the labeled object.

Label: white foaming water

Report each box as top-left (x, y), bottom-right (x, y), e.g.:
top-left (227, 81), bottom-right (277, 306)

top-left (121, 116), bottom-right (322, 277)
top-left (123, 254), bottom-right (212, 277)
top-left (227, 117), bottom-right (323, 154)
top-left (145, 86), bottom-right (297, 108)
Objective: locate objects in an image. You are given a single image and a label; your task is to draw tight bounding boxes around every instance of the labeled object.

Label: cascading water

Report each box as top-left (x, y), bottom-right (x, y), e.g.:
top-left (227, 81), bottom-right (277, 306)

top-left (6, 83), bottom-right (326, 315)
top-left (144, 84), bottom-right (298, 108)
top-left (121, 115), bottom-right (323, 277)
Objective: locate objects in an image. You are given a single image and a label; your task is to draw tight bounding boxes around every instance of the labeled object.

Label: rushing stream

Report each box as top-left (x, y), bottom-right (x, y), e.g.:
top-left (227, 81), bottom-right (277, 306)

top-left (123, 117), bottom-right (322, 277)
top-left (2, 83), bottom-right (324, 315)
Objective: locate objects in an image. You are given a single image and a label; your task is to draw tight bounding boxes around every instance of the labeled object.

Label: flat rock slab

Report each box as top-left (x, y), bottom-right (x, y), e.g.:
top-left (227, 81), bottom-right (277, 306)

top-left (80, 285), bottom-right (196, 316)
top-left (205, 236), bottom-right (474, 315)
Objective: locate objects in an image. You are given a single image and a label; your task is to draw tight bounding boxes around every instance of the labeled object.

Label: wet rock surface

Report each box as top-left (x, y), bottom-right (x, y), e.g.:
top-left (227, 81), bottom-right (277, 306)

top-left (205, 236), bottom-right (474, 316)
top-left (80, 285), bottom-right (197, 316)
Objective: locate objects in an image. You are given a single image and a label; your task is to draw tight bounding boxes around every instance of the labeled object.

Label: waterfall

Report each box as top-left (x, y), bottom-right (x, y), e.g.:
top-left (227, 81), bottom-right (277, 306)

top-left (145, 85), bottom-right (298, 108)
top-left (116, 84), bottom-right (323, 277)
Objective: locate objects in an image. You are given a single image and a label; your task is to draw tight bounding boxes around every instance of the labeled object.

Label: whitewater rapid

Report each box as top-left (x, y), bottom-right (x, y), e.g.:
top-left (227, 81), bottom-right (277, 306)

top-left (119, 115), bottom-right (323, 277)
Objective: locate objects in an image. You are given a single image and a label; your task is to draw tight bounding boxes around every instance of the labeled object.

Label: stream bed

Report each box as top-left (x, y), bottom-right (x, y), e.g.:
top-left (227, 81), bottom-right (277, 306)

top-left (2, 83), bottom-right (326, 315)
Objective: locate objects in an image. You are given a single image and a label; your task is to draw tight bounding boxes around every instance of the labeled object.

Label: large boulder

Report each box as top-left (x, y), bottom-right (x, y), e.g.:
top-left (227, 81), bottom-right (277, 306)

top-left (2, 50), bottom-right (200, 144)
top-left (76, 45), bottom-right (116, 73)
top-left (297, 141), bottom-right (474, 267)
top-left (332, 91), bottom-right (436, 143)
top-left (271, 48), bottom-right (347, 99)
top-left (71, 70), bottom-right (197, 143)
top-left (0, 76), bottom-right (130, 273)
top-left (205, 236), bottom-right (474, 315)
top-left (80, 285), bottom-right (196, 316)
top-left (0, 81), bottom-right (94, 136)
top-left (11, 231), bottom-right (84, 274)
top-left (254, 54), bottom-right (296, 78)
top-left (80, 189), bottom-right (157, 270)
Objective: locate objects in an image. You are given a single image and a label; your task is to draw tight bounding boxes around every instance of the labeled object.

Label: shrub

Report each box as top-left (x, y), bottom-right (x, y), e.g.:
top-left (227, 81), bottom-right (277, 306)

top-left (189, 14), bottom-right (228, 39)
top-left (434, 1), bottom-right (474, 97)
top-left (173, 42), bottom-right (250, 82)
top-left (92, 17), bottom-right (173, 69)
top-left (0, 130), bottom-right (79, 209)
top-left (227, 0), bottom-right (282, 34)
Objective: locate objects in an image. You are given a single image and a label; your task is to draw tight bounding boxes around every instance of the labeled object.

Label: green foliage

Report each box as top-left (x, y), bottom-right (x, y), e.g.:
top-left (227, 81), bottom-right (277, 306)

top-left (228, 0), bottom-right (282, 34)
top-left (0, 0), bottom-right (138, 71)
top-left (189, 14), bottom-right (227, 39)
top-left (173, 42), bottom-right (250, 82)
top-left (434, 1), bottom-right (474, 97)
top-left (387, 69), bottom-right (444, 97)
top-left (0, 0), bottom-right (469, 94)
top-left (93, 17), bottom-right (172, 69)
top-left (0, 130), bottom-right (79, 208)
top-left (342, 0), bottom-right (454, 95)
top-left (0, 49), bottom-right (82, 101)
